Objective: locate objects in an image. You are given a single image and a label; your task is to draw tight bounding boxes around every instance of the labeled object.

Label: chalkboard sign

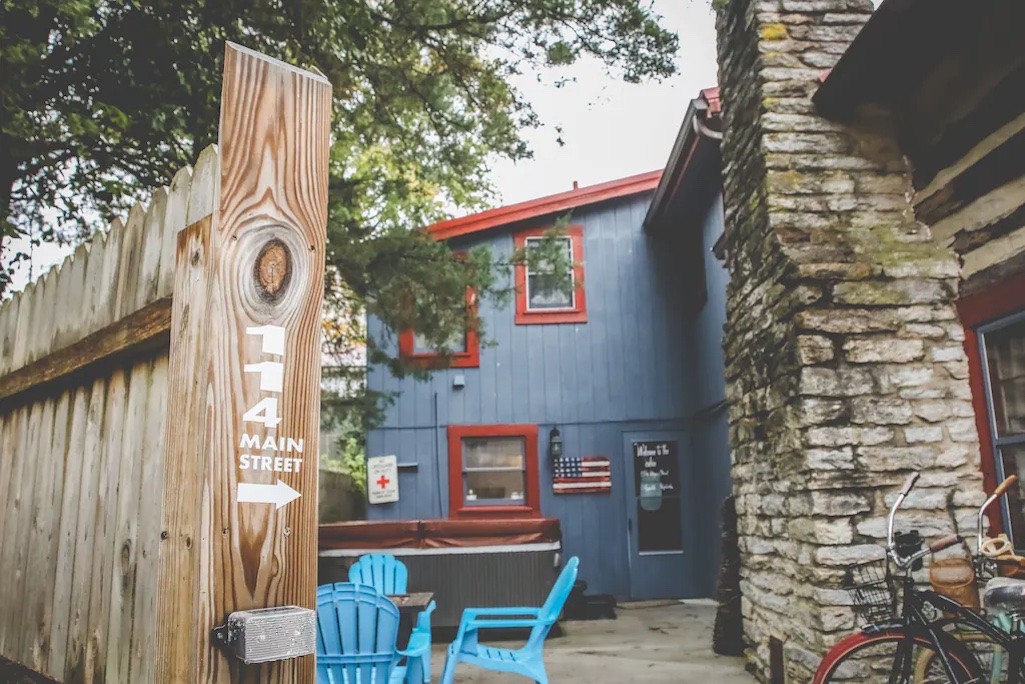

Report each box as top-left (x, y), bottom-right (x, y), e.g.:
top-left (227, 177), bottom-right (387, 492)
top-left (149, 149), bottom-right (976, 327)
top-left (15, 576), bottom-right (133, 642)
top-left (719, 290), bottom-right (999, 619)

top-left (632, 440), bottom-right (682, 552)
top-left (633, 440), bottom-right (679, 497)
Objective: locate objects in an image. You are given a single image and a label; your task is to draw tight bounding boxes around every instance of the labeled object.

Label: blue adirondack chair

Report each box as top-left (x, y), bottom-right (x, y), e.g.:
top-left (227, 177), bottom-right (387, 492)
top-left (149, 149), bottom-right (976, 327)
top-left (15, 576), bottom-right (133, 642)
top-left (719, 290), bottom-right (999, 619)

top-left (439, 556), bottom-right (580, 684)
top-left (316, 582), bottom-right (406, 684)
top-left (349, 553), bottom-right (409, 594)
top-left (349, 554), bottom-right (435, 683)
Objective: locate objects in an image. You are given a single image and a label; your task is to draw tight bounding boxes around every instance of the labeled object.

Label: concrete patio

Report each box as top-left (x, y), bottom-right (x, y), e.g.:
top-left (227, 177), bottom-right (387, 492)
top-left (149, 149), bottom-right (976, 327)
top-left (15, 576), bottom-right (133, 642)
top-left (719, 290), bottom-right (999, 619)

top-left (434, 599), bottom-right (754, 683)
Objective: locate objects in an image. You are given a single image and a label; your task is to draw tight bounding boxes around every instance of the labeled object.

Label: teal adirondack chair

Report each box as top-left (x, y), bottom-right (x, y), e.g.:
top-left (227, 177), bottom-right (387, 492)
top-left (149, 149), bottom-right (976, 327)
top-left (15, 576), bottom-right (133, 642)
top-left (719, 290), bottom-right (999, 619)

top-left (349, 553), bottom-right (409, 594)
top-left (349, 554), bottom-right (435, 683)
top-left (316, 582), bottom-right (405, 684)
top-left (439, 556), bottom-right (580, 684)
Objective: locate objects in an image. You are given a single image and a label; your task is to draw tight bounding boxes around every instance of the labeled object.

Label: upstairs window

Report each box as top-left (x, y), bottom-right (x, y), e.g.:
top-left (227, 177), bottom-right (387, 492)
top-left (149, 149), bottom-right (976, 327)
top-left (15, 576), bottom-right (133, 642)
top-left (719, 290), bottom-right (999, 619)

top-left (398, 288), bottom-right (479, 368)
top-left (514, 226), bottom-right (587, 325)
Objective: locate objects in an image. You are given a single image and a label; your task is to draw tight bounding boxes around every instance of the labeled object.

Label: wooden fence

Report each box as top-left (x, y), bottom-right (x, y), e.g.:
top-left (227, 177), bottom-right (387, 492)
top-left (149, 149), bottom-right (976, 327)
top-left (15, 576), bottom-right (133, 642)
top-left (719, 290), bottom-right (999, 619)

top-left (0, 43), bottom-right (329, 684)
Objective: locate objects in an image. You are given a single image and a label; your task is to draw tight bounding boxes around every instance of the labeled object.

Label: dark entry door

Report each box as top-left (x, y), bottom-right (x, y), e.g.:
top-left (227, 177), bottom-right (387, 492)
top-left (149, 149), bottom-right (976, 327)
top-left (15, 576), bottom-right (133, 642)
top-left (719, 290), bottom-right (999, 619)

top-left (623, 431), bottom-right (690, 600)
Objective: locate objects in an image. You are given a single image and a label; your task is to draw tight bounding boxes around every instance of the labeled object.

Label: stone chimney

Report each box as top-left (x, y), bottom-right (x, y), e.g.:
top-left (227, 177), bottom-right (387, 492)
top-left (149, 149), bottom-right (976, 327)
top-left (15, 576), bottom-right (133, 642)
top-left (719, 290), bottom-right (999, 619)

top-left (714, 0), bottom-right (983, 679)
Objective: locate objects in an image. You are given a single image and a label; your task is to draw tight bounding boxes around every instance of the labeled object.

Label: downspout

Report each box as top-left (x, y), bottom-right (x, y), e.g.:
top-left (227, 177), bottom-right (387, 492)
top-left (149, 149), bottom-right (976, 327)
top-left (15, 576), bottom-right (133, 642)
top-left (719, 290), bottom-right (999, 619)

top-left (433, 391), bottom-right (444, 518)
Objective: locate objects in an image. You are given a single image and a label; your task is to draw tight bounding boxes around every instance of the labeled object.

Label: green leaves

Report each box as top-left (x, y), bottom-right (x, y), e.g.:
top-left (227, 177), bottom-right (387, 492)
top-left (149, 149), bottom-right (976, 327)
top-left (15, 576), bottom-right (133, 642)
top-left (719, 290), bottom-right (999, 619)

top-left (0, 0), bottom-right (678, 400)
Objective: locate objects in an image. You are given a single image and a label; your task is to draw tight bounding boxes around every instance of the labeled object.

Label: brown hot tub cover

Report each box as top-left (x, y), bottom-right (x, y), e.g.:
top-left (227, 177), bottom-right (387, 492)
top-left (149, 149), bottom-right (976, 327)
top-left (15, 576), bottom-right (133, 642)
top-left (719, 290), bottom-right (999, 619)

top-left (318, 518), bottom-right (560, 551)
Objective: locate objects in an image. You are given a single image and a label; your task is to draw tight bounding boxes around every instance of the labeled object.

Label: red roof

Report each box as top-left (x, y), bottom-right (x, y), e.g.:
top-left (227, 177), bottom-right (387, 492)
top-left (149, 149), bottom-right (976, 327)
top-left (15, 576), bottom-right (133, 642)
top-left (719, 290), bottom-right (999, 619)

top-left (427, 170), bottom-right (662, 240)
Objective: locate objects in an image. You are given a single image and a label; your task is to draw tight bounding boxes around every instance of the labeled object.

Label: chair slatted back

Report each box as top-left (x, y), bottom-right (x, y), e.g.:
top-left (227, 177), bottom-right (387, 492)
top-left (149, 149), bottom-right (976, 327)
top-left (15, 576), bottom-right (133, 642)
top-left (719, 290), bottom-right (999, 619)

top-left (527, 556), bottom-right (580, 649)
top-left (349, 554), bottom-right (409, 595)
top-left (316, 582), bottom-right (401, 684)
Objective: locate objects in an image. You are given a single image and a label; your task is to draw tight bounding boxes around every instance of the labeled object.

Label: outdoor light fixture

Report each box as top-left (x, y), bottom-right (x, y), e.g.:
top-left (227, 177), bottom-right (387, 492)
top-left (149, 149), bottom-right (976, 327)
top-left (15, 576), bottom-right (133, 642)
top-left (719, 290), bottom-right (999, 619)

top-left (212, 606), bottom-right (317, 664)
top-left (549, 427), bottom-right (563, 461)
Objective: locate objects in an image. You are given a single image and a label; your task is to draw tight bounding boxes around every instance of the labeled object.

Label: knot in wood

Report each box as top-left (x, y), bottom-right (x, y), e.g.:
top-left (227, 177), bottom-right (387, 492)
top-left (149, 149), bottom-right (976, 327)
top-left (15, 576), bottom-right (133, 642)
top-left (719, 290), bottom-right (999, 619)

top-left (253, 238), bottom-right (292, 301)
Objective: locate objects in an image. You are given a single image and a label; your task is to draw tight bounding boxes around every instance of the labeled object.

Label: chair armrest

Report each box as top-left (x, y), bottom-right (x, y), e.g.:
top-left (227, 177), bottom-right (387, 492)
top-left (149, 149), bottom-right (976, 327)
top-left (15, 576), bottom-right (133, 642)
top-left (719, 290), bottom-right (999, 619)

top-left (462, 606), bottom-right (540, 620)
top-left (399, 632), bottom-right (431, 659)
top-left (414, 600), bottom-right (436, 633)
top-left (465, 618), bottom-right (544, 630)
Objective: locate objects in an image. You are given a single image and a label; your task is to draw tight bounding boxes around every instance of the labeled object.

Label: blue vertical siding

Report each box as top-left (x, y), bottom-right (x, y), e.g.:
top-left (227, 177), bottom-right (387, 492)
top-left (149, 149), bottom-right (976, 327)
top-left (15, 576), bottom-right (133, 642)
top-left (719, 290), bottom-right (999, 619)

top-left (363, 190), bottom-right (732, 599)
top-left (686, 191), bottom-right (734, 596)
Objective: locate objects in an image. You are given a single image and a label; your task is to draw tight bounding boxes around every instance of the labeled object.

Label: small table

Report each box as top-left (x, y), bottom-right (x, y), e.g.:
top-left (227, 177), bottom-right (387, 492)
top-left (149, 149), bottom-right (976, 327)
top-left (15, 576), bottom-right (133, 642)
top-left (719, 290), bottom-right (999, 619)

top-left (386, 592), bottom-right (435, 650)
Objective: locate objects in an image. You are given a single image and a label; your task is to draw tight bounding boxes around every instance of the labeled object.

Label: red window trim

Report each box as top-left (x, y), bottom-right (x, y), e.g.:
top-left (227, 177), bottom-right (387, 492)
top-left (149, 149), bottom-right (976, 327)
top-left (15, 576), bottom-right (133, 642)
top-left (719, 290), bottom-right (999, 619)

top-left (398, 288), bottom-right (480, 368)
top-left (513, 225), bottom-right (587, 325)
top-left (447, 424), bottom-right (541, 519)
top-left (958, 270), bottom-right (1025, 531)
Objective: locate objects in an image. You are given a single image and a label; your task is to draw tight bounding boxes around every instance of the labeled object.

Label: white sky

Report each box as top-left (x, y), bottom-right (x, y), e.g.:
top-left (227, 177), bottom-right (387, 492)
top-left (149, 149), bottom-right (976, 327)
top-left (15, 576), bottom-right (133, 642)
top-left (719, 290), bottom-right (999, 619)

top-left (8, 0), bottom-right (881, 292)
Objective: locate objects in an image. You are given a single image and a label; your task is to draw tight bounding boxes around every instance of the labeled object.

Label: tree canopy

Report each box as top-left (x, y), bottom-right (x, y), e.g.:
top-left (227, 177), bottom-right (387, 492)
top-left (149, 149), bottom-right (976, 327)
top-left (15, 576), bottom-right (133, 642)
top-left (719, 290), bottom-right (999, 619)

top-left (1, 0), bottom-right (679, 435)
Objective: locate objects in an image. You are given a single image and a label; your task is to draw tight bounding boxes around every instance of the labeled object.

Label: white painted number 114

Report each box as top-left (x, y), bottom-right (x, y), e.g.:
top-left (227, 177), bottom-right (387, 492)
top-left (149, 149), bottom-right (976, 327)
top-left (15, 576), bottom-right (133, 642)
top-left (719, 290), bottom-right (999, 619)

top-left (243, 325), bottom-right (285, 428)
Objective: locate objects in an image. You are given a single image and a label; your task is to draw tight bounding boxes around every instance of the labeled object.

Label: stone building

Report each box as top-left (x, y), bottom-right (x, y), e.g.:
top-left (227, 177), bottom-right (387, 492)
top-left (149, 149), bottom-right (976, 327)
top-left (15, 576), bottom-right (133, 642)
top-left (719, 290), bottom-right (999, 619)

top-left (713, 0), bottom-right (1025, 679)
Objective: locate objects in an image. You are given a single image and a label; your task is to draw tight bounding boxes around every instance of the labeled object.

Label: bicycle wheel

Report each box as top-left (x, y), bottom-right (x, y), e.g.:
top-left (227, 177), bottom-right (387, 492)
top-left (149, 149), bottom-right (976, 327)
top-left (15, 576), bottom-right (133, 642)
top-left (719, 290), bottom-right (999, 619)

top-left (914, 617), bottom-right (1010, 683)
top-left (814, 629), bottom-right (983, 683)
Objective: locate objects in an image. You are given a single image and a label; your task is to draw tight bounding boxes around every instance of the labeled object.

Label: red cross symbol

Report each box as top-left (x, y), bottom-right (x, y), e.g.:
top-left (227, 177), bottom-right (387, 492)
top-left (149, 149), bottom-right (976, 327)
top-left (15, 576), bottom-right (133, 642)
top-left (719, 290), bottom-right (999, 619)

top-left (376, 475), bottom-right (391, 490)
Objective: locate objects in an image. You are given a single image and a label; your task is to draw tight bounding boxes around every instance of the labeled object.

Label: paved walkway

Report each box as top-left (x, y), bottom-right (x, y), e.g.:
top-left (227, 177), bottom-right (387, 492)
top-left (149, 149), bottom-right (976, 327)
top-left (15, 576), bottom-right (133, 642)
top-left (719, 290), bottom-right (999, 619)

top-left (433, 600), bottom-right (754, 683)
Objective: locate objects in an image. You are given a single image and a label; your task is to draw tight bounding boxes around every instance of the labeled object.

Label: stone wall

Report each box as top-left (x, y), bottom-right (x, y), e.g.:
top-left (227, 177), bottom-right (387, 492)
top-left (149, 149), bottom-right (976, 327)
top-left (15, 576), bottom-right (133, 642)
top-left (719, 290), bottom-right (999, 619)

top-left (714, 0), bottom-right (984, 679)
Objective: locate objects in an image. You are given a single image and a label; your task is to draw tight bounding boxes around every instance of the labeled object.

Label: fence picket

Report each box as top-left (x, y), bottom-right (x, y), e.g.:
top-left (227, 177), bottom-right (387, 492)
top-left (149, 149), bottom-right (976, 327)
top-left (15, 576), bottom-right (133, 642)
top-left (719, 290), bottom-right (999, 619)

top-left (129, 355), bottom-right (168, 684)
top-left (20, 396), bottom-right (58, 666)
top-left (29, 265), bottom-right (59, 366)
top-left (158, 166), bottom-right (194, 298)
top-left (10, 282), bottom-right (36, 372)
top-left (8, 397), bottom-right (42, 660)
top-left (187, 144), bottom-right (219, 224)
top-left (63, 378), bottom-right (107, 682)
top-left (27, 391), bottom-right (71, 675)
top-left (139, 188), bottom-right (168, 310)
top-left (47, 386), bottom-right (89, 677)
top-left (83, 368), bottom-right (128, 682)
top-left (0, 407), bottom-right (23, 644)
top-left (0, 407), bottom-right (28, 651)
top-left (115, 204), bottom-right (147, 321)
top-left (58, 243), bottom-right (91, 351)
top-left (0, 295), bottom-right (13, 374)
top-left (97, 218), bottom-right (125, 337)
top-left (104, 360), bottom-right (150, 684)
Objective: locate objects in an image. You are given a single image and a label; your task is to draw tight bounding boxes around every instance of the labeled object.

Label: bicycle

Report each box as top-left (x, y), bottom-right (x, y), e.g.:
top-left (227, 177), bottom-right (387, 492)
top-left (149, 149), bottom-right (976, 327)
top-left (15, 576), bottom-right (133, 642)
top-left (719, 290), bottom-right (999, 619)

top-left (910, 475), bottom-right (1025, 683)
top-left (813, 472), bottom-right (1025, 683)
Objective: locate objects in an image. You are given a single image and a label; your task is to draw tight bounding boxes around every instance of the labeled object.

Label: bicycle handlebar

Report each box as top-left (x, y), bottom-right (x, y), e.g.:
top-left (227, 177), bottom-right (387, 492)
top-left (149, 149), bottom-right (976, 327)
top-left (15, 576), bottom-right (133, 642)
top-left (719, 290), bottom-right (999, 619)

top-left (993, 475), bottom-right (1019, 498)
top-left (929, 534), bottom-right (963, 554)
top-left (887, 472), bottom-right (967, 570)
top-left (978, 475), bottom-right (1019, 555)
top-left (898, 472), bottom-right (920, 498)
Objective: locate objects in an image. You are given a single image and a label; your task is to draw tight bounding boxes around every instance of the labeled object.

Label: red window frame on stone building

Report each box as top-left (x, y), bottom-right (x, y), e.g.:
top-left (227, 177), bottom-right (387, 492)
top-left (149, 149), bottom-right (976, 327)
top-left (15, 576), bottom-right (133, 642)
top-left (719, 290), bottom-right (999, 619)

top-left (960, 271), bottom-right (1025, 547)
top-left (513, 225), bottom-right (587, 325)
top-left (447, 424), bottom-right (541, 519)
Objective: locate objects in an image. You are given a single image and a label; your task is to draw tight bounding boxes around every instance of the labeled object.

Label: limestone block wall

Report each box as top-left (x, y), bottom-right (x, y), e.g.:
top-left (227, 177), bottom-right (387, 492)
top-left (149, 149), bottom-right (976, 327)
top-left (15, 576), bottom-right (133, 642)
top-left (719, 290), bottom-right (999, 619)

top-left (714, 0), bottom-right (984, 679)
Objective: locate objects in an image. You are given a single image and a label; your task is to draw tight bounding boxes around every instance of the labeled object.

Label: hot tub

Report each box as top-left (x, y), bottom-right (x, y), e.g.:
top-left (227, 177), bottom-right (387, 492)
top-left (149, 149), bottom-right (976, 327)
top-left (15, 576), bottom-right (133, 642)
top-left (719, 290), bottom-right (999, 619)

top-left (318, 518), bottom-right (562, 628)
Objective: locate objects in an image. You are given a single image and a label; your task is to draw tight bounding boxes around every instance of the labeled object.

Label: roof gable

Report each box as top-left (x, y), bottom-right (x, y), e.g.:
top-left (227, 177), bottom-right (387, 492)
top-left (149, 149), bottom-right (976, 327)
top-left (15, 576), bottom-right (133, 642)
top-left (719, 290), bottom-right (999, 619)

top-left (427, 170), bottom-right (661, 241)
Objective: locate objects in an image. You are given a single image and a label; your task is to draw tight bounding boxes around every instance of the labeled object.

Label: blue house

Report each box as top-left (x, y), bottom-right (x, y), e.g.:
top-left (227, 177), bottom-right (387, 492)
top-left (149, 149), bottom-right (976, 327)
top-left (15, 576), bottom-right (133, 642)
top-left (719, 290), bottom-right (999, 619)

top-left (365, 89), bottom-right (730, 600)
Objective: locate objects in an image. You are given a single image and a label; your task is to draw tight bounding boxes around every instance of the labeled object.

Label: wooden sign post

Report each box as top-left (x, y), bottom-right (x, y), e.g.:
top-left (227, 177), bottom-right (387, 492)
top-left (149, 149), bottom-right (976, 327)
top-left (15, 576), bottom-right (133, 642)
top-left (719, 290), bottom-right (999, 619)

top-left (156, 43), bottom-right (331, 683)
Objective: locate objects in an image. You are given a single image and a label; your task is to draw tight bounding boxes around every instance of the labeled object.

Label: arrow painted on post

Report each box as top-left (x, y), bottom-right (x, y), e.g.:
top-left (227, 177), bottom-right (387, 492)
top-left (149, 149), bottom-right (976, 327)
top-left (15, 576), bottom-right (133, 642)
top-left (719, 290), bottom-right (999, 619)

top-left (237, 479), bottom-right (302, 509)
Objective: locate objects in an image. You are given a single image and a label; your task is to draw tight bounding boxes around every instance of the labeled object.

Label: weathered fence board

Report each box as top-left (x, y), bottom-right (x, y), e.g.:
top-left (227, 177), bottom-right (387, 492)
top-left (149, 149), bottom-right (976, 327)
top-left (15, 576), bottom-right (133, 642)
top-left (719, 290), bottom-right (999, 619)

top-left (0, 42), bottom-right (325, 684)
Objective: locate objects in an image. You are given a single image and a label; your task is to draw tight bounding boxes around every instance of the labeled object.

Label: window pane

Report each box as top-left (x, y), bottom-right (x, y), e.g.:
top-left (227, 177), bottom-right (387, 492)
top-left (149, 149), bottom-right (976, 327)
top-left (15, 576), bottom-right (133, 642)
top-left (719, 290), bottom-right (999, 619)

top-left (636, 497), bottom-right (683, 552)
top-left (525, 236), bottom-right (575, 311)
top-left (413, 328), bottom-right (466, 355)
top-left (527, 273), bottom-right (574, 310)
top-left (1000, 444), bottom-right (1025, 549)
top-left (462, 437), bottom-right (525, 469)
top-left (465, 470), bottom-right (526, 502)
top-left (985, 318), bottom-right (1025, 437)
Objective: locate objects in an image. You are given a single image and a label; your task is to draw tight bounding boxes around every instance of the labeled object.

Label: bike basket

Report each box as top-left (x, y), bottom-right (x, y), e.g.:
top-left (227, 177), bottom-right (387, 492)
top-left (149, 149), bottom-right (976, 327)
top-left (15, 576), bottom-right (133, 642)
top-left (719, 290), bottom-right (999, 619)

top-left (842, 558), bottom-right (897, 624)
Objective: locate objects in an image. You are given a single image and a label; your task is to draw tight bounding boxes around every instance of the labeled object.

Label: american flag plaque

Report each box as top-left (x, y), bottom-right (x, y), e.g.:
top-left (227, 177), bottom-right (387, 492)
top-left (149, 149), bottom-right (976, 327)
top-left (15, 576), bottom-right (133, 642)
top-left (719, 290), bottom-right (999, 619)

top-left (553, 456), bottom-right (612, 494)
